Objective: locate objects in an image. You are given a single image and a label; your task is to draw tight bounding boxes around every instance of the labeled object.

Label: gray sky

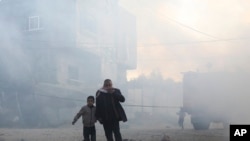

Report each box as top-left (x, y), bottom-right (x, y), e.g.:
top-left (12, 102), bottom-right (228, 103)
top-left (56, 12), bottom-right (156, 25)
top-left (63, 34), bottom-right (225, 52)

top-left (119, 0), bottom-right (250, 81)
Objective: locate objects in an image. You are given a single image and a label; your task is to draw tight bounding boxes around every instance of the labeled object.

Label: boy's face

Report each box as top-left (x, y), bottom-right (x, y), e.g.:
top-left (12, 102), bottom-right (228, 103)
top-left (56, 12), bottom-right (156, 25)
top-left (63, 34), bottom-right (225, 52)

top-left (87, 98), bottom-right (94, 106)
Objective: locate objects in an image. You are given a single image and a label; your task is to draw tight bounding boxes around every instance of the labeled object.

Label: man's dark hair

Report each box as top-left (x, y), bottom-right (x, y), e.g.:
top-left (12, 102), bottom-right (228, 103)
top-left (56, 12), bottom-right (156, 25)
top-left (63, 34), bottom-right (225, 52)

top-left (103, 79), bottom-right (112, 87)
top-left (87, 96), bottom-right (95, 101)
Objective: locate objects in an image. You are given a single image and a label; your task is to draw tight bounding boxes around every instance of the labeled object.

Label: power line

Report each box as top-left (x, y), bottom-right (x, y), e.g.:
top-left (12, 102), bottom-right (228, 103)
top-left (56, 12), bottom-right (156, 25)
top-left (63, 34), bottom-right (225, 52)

top-left (36, 93), bottom-right (84, 102)
top-left (144, 7), bottom-right (221, 39)
top-left (137, 37), bottom-right (249, 47)
top-left (163, 17), bottom-right (220, 39)
top-left (36, 93), bottom-right (179, 108)
top-left (125, 104), bottom-right (180, 108)
top-left (121, 3), bottom-right (221, 39)
top-left (2, 37), bottom-right (249, 49)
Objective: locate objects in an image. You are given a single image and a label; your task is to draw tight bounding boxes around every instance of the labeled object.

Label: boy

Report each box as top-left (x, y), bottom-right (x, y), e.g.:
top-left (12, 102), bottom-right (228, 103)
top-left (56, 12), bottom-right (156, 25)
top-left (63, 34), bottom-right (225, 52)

top-left (72, 96), bottom-right (96, 141)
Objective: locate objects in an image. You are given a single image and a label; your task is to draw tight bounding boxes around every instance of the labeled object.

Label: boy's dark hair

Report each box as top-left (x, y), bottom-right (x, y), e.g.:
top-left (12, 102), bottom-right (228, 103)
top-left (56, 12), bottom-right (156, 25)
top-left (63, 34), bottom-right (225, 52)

top-left (87, 96), bottom-right (95, 101)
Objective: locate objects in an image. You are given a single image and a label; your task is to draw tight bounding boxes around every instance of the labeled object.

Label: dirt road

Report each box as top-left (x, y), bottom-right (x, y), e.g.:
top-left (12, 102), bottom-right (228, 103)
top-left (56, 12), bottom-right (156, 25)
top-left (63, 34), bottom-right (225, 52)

top-left (0, 125), bottom-right (229, 141)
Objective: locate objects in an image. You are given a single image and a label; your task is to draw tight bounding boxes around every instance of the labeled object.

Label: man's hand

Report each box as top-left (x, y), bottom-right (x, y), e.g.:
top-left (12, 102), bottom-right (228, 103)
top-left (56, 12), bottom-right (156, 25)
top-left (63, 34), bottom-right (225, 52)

top-left (72, 121), bottom-right (75, 125)
top-left (98, 118), bottom-right (103, 124)
top-left (107, 88), bottom-right (115, 94)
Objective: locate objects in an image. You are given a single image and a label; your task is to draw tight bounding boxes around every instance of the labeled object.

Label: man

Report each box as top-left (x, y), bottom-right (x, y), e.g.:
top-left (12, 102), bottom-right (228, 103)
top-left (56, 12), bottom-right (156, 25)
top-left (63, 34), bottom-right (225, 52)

top-left (177, 107), bottom-right (186, 129)
top-left (95, 79), bottom-right (127, 141)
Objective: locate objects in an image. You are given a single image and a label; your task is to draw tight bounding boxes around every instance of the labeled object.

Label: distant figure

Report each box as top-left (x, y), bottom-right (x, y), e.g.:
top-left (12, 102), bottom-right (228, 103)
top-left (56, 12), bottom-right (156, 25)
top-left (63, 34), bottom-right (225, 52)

top-left (96, 79), bottom-right (127, 141)
top-left (177, 107), bottom-right (186, 129)
top-left (72, 96), bottom-right (96, 141)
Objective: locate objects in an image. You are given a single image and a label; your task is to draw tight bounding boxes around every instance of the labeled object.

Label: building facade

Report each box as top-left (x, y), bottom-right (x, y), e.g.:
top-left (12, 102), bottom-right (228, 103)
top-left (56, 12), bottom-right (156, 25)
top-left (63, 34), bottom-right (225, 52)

top-left (0, 0), bottom-right (136, 127)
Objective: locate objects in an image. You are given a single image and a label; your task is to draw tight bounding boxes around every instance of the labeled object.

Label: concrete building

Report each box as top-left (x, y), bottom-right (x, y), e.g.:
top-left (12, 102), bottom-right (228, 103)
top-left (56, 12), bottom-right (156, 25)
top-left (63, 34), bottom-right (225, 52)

top-left (0, 0), bottom-right (136, 127)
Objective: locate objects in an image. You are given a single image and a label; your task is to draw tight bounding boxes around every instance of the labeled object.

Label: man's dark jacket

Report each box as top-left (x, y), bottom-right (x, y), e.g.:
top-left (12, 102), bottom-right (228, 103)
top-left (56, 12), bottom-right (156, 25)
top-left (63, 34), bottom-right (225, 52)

top-left (95, 88), bottom-right (127, 122)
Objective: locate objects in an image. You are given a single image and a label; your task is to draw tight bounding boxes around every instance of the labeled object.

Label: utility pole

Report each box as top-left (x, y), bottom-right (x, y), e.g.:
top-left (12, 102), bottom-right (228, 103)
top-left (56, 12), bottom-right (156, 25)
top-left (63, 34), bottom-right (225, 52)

top-left (15, 92), bottom-right (23, 122)
top-left (0, 91), bottom-right (5, 111)
top-left (141, 82), bottom-right (144, 112)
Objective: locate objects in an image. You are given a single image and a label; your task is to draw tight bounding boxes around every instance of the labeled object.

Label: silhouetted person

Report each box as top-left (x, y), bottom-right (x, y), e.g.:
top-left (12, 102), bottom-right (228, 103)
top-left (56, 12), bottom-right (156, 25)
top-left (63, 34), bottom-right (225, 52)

top-left (72, 96), bottom-right (96, 141)
top-left (177, 107), bottom-right (186, 129)
top-left (95, 79), bottom-right (127, 141)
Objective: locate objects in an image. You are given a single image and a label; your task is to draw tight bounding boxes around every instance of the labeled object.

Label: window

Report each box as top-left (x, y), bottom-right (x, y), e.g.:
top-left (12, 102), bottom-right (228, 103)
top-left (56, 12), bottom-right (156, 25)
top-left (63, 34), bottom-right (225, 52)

top-left (68, 66), bottom-right (79, 80)
top-left (80, 14), bottom-right (97, 34)
top-left (28, 16), bottom-right (41, 31)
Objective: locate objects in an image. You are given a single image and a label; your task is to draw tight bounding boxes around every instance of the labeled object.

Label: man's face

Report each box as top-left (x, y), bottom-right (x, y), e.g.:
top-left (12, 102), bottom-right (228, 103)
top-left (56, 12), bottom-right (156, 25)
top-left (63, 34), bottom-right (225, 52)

top-left (104, 81), bottom-right (113, 89)
top-left (87, 99), bottom-right (94, 106)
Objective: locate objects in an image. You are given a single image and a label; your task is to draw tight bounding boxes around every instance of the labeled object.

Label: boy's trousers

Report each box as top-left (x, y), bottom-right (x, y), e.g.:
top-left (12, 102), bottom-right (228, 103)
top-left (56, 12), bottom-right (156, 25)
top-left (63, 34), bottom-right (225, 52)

top-left (83, 126), bottom-right (96, 141)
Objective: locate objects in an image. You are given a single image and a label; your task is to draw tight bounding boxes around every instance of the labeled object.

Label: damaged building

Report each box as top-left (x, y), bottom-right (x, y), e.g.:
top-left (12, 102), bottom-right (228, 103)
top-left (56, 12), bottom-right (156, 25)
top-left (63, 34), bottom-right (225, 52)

top-left (0, 0), bottom-right (136, 127)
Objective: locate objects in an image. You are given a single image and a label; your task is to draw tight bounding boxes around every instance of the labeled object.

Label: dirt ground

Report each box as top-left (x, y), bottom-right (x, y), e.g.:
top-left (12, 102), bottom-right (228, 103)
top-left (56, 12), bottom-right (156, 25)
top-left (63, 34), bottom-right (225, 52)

top-left (0, 124), bottom-right (229, 141)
